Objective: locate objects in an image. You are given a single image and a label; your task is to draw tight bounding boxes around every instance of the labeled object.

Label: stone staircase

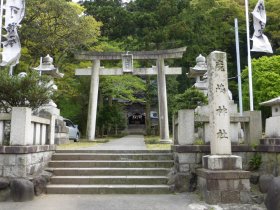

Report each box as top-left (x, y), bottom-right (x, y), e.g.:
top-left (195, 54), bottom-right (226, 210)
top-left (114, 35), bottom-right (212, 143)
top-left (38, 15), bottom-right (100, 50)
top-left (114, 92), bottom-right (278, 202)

top-left (46, 150), bottom-right (173, 194)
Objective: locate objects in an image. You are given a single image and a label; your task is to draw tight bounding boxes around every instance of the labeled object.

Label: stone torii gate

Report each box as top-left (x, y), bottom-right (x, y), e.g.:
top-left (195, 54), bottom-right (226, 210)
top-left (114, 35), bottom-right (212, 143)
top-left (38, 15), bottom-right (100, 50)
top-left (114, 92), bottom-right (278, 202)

top-left (75, 47), bottom-right (186, 142)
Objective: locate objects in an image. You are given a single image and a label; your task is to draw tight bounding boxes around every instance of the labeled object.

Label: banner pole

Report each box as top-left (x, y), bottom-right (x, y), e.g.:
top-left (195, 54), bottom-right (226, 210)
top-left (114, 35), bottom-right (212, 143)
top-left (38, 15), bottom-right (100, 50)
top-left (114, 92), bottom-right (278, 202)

top-left (245, 0), bottom-right (254, 111)
top-left (235, 18), bottom-right (243, 116)
top-left (0, 0), bottom-right (4, 53)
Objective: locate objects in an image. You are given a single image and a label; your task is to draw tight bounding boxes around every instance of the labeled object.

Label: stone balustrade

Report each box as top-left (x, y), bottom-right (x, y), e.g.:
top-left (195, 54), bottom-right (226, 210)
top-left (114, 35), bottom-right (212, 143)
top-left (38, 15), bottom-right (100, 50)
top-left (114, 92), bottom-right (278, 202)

top-left (0, 107), bottom-right (55, 146)
top-left (0, 107), bottom-right (56, 177)
top-left (173, 109), bottom-right (262, 146)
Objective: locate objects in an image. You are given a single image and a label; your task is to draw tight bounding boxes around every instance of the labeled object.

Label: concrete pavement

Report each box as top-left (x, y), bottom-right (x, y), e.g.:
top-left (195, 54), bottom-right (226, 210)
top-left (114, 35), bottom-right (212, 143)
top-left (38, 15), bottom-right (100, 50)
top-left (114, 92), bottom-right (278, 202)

top-left (79, 135), bottom-right (147, 150)
top-left (0, 193), bottom-right (266, 210)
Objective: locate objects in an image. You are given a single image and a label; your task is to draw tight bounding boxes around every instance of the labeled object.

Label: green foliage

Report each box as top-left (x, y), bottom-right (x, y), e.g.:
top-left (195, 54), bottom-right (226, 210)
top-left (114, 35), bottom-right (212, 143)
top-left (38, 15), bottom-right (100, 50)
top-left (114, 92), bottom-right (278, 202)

top-left (0, 70), bottom-right (53, 112)
top-left (173, 88), bottom-right (208, 112)
top-left (144, 136), bottom-right (160, 144)
top-left (19, 0), bottom-right (101, 71)
top-left (248, 153), bottom-right (262, 171)
top-left (193, 139), bottom-right (204, 145)
top-left (100, 74), bottom-right (146, 102)
top-left (96, 104), bottom-right (126, 133)
top-left (242, 55), bottom-right (280, 110)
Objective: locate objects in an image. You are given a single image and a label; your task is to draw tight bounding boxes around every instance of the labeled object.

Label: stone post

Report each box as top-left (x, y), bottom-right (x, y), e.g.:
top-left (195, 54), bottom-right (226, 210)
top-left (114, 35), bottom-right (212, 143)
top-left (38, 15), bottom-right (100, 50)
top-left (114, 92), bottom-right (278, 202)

top-left (178, 110), bottom-right (195, 145)
top-left (208, 51), bottom-right (231, 155)
top-left (10, 107), bottom-right (32, 145)
top-left (86, 59), bottom-right (100, 140)
top-left (243, 111), bottom-right (262, 145)
top-left (196, 51), bottom-right (250, 204)
top-left (49, 115), bottom-right (56, 145)
top-left (157, 58), bottom-right (170, 143)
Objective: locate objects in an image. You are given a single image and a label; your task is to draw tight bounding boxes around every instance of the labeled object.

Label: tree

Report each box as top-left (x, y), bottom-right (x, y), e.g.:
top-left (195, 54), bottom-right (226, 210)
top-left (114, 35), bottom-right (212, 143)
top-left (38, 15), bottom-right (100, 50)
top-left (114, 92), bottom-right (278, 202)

top-left (173, 87), bottom-right (208, 112)
top-left (20, 0), bottom-right (101, 69)
top-left (242, 55), bottom-right (280, 111)
top-left (0, 71), bottom-right (53, 113)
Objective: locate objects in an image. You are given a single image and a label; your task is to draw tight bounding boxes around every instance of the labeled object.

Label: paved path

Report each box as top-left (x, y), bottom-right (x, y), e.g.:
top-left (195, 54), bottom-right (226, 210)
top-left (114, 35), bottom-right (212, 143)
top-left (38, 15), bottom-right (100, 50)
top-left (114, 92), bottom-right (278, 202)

top-left (0, 193), bottom-right (266, 210)
top-left (79, 135), bottom-right (147, 150)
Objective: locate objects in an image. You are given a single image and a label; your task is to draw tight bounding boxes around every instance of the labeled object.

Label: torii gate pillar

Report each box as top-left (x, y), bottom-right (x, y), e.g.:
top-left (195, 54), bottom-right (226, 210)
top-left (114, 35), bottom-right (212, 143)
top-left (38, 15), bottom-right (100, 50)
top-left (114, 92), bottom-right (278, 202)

top-left (157, 58), bottom-right (170, 142)
top-left (87, 59), bottom-right (100, 140)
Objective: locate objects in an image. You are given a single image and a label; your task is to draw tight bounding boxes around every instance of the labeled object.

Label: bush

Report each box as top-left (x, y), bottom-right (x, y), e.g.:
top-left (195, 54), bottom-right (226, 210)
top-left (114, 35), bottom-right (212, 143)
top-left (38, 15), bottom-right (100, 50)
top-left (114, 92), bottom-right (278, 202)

top-left (248, 153), bottom-right (262, 171)
top-left (174, 87), bottom-right (207, 113)
top-left (0, 70), bottom-right (53, 113)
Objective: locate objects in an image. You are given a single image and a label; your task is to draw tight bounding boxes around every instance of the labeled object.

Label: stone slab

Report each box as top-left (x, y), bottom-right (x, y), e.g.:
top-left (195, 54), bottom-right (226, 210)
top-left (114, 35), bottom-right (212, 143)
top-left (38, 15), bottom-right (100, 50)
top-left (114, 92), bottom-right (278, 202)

top-left (196, 168), bottom-right (250, 180)
top-left (202, 155), bottom-right (242, 170)
top-left (0, 145), bottom-right (56, 154)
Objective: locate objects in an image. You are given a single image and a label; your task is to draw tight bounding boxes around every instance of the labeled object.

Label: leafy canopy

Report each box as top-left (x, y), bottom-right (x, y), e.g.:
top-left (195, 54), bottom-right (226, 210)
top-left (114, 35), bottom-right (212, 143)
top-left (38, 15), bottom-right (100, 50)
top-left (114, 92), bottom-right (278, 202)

top-left (242, 55), bottom-right (280, 110)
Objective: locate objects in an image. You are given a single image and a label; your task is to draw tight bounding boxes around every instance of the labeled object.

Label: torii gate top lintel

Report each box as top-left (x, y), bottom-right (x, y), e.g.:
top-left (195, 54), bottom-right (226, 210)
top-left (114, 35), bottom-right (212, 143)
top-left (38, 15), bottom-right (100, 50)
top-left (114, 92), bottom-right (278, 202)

top-left (75, 47), bottom-right (187, 61)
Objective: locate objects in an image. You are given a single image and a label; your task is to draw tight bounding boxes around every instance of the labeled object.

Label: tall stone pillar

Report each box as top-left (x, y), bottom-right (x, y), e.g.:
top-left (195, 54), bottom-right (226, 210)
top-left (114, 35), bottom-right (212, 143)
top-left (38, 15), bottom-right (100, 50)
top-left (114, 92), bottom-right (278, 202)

top-left (86, 59), bottom-right (100, 140)
top-left (157, 58), bottom-right (170, 142)
top-left (196, 51), bottom-right (250, 204)
top-left (208, 51), bottom-right (231, 155)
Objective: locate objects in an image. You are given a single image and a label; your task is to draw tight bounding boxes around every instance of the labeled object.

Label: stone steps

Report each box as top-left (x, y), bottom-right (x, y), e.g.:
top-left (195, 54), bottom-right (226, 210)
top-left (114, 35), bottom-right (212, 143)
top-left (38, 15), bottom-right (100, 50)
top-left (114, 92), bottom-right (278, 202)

top-left (55, 150), bottom-right (171, 153)
top-left (46, 150), bottom-right (173, 194)
top-left (50, 176), bottom-right (168, 185)
top-left (47, 184), bottom-right (170, 194)
top-left (52, 153), bottom-right (172, 160)
top-left (48, 160), bottom-right (173, 168)
top-left (47, 167), bottom-right (169, 176)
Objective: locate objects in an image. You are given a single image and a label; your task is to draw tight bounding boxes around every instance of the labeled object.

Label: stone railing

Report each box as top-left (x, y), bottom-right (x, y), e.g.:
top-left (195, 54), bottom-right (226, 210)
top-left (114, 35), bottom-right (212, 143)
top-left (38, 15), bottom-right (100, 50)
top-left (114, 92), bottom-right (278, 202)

top-left (173, 109), bottom-right (262, 146)
top-left (0, 107), bottom-right (55, 146)
top-left (0, 107), bottom-right (56, 177)
top-left (0, 113), bottom-right (11, 145)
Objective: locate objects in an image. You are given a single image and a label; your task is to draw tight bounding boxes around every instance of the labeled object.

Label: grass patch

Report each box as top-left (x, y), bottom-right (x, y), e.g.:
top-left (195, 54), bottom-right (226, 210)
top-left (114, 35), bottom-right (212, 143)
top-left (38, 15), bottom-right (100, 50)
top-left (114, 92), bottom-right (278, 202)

top-left (144, 135), bottom-right (171, 150)
top-left (146, 144), bottom-right (171, 150)
top-left (57, 138), bottom-right (109, 150)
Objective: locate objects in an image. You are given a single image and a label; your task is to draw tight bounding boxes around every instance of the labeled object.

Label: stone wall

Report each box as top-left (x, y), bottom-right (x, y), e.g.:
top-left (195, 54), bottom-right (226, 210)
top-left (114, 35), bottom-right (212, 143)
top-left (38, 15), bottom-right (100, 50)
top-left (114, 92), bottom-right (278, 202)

top-left (0, 145), bottom-right (56, 177)
top-left (171, 144), bottom-right (280, 191)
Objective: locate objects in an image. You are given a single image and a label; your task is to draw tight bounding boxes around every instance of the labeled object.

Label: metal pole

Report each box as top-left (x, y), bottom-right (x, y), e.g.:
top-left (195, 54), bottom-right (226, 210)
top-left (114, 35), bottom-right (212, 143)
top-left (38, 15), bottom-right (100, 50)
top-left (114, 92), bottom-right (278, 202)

top-left (9, 64), bottom-right (15, 76)
top-left (234, 18), bottom-right (243, 116)
top-left (0, 0), bottom-right (4, 52)
top-left (39, 57), bottom-right (42, 76)
top-left (245, 0), bottom-right (254, 111)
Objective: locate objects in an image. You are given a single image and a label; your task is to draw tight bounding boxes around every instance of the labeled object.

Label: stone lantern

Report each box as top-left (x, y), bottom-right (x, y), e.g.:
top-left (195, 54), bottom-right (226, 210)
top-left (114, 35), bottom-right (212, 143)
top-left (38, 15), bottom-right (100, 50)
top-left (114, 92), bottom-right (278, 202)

top-left (260, 97), bottom-right (280, 138)
top-left (33, 54), bottom-right (64, 78)
top-left (187, 54), bottom-right (208, 96)
top-left (33, 55), bottom-right (63, 115)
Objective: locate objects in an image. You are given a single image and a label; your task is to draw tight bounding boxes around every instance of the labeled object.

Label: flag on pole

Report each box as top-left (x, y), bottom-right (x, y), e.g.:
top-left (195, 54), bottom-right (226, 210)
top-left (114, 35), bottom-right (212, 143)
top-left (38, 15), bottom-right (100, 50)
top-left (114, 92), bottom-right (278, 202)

top-left (0, 0), bottom-right (25, 66)
top-left (251, 0), bottom-right (273, 53)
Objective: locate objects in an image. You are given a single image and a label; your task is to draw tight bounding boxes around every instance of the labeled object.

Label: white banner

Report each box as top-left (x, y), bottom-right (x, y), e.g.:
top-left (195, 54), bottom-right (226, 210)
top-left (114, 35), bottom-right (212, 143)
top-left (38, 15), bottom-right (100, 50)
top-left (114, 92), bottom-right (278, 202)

top-left (0, 0), bottom-right (25, 66)
top-left (251, 0), bottom-right (273, 53)
top-left (4, 0), bottom-right (25, 27)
